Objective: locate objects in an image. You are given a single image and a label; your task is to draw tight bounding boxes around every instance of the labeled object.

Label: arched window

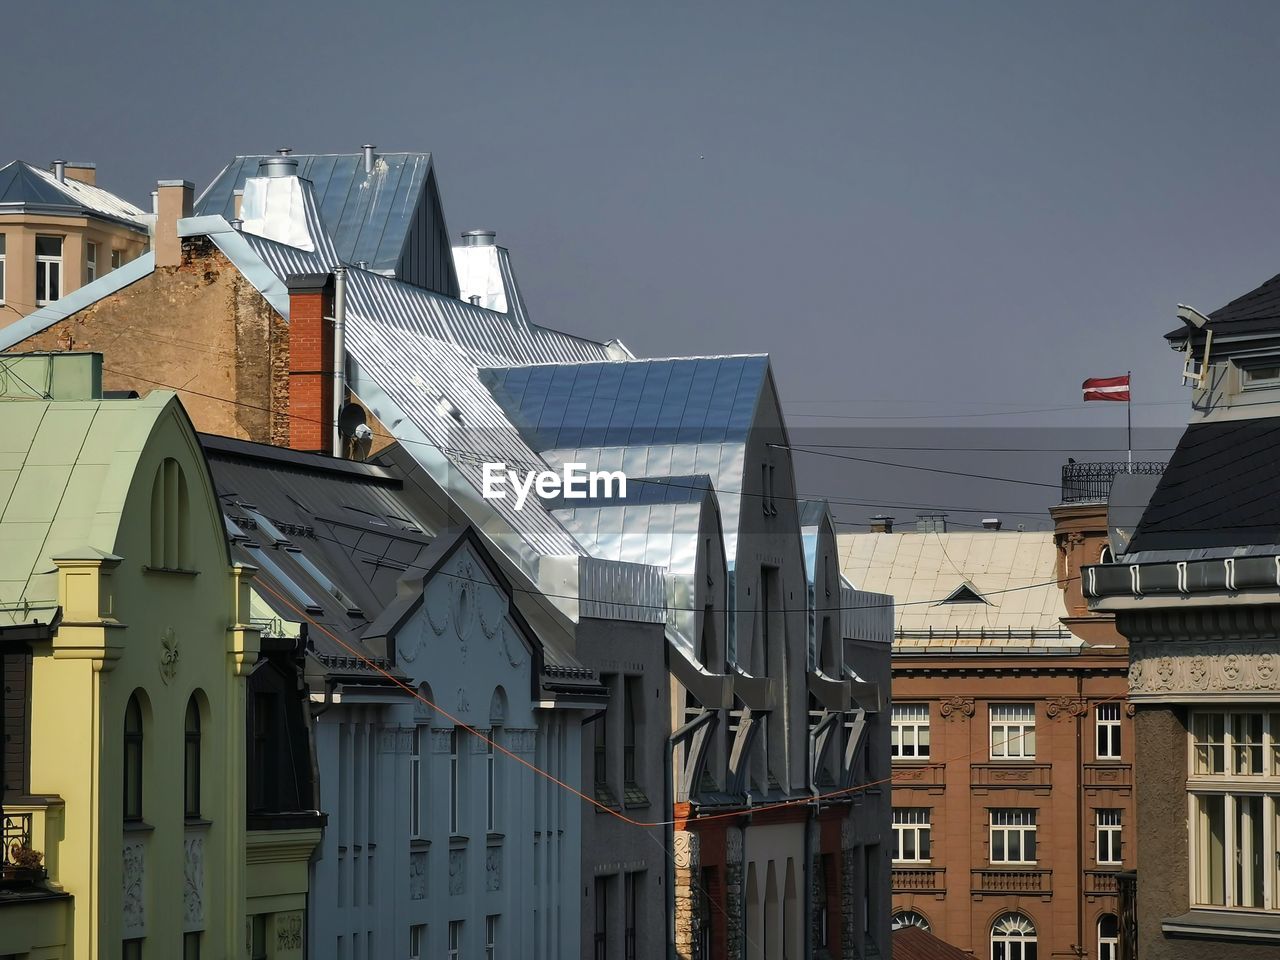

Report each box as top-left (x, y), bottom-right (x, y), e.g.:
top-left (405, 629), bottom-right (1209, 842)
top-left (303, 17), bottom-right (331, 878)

top-left (150, 457), bottom-right (190, 570)
top-left (991, 912), bottom-right (1036, 960)
top-left (124, 694), bottom-right (144, 822)
top-left (891, 911), bottom-right (931, 931)
top-left (1098, 914), bottom-right (1119, 960)
top-left (184, 695), bottom-right (202, 819)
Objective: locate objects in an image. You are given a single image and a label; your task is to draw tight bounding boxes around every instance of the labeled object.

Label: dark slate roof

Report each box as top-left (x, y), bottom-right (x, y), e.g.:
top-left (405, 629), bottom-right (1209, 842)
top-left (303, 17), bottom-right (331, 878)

top-left (0, 160), bottom-right (148, 230)
top-left (478, 355), bottom-right (769, 451)
top-left (1128, 417), bottom-right (1280, 552)
top-left (196, 153), bottom-right (455, 292)
top-left (1167, 271), bottom-right (1280, 341)
top-left (891, 927), bottom-right (972, 960)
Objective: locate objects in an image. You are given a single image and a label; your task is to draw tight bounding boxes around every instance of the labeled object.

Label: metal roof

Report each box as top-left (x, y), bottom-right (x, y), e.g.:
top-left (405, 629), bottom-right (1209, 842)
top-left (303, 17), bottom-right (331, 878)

top-left (479, 356), bottom-right (769, 451)
top-left (197, 153), bottom-right (444, 285)
top-left (0, 160), bottom-right (148, 230)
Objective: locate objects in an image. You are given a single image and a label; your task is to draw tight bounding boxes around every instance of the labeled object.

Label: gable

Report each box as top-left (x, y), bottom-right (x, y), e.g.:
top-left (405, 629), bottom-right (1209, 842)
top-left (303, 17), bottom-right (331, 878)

top-left (395, 167), bottom-right (459, 298)
top-left (939, 581), bottom-right (987, 605)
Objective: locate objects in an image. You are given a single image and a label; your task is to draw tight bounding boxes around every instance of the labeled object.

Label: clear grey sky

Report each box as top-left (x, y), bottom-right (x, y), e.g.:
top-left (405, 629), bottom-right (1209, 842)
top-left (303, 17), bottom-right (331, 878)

top-left (5, 1), bottom-right (1278, 517)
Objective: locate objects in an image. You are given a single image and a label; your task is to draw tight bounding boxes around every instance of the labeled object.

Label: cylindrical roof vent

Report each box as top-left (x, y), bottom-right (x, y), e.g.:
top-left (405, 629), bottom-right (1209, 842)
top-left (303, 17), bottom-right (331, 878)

top-left (362, 144), bottom-right (377, 174)
top-left (461, 229), bottom-right (497, 247)
top-left (52, 159), bottom-right (66, 183)
top-left (259, 156), bottom-right (299, 178)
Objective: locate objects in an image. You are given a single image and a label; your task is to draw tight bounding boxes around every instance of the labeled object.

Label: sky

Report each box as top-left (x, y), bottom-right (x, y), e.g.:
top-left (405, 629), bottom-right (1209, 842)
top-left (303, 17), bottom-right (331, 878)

top-left (6, 0), bottom-right (1280, 523)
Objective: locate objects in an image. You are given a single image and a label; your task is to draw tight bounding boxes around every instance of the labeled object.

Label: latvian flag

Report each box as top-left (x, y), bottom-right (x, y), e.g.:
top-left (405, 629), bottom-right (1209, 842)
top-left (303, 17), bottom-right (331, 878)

top-left (1082, 375), bottom-right (1130, 402)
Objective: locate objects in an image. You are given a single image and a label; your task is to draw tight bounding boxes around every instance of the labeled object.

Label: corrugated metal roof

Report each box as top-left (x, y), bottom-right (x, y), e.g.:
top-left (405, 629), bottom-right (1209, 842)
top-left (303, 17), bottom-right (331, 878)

top-left (838, 530), bottom-right (1076, 647)
top-left (0, 161), bottom-right (147, 230)
top-left (197, 153), bottom-right (434, 279)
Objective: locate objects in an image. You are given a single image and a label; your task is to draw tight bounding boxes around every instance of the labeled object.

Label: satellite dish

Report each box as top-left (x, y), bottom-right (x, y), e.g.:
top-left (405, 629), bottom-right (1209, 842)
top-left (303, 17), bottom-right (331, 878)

top-left (1108, 473), bottom-right (1162, 557)
top-left (338, 402), bottom-right (367, 438)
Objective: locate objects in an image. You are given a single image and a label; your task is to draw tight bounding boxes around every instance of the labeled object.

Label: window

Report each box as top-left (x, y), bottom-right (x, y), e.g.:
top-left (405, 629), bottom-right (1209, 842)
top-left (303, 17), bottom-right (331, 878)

top-left (1242, 362), bottom-right (1280, 388)
top-left (410, 924), bottom-right (425, 960)
top-left (1096, 810), bottom-right (1122, 865)
top-left (891, 703), bottom-right (930, 759)
top-left (183, 931), bottom-right (201, 960)
top-left (150, 458), bottom-right (190, 570)
top-left (990, 809), bottom-right (1037, 863)
top-left (1098, 914), bottom-right (1118, 960)
top-left (112, 248), bottom-right (123, 269)
top-left (594, 875), bottom-right (611, 960)
top-left (1096, 702), bottom-right (1121, 760)
top-left (410, 725), bottom-right (424, 837)
top-left (449, 728), bottom-right (461, 834)
top-left (124, 694), bottom-right (144, 821)
top-left (86, 241), bottom-right (98, 282)
top-left (184, 696), bottom-right (201, 819)
top-left (123, 939), bottom-right (143, 960)
top-left (35, 235), bottom-right (62, 305)
top-left (891, 911), bottom-right (931, 931)
top-left (485, 915), bottom-right (497, 960)
top-left (941, 582), bottom-right (986, 604)
top-left (991, 912), bottom-right (1036, 960)
top-left (448, 921), bottom-right (462, 960)
top-left (486, 732), bottom-right (497, 832)
top-left (624, 871), bottom-right (640, 960)
top-left (624, 678), bottom-right (639, 786)
top-left (990, 704), bottom-right (1036, 760)
top-left (892, 808), bottom-right (932, 862)
top-left (0, 234), bottom-right (6, 303)
top-left (698, 867), bottom-right (716, 958)
top-left (251, 915), bottom-right (267, 960)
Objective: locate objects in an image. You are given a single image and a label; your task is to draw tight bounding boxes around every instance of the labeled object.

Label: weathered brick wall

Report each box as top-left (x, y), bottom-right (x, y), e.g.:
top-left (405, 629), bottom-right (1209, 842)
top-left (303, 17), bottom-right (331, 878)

top-left (7, 237), bottom-right (289, 444)
top-left (725, 828), bottom-right (744, 960)
top-left (674, 830), bottom-right (699, 960)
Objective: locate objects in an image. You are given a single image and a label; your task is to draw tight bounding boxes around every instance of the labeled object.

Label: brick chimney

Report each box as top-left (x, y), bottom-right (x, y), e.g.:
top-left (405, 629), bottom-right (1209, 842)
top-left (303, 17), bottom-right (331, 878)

top-left (869, 515), bottom-right (895, 533)
top-left (286, 273), bottom-right (335, 454)
top-left (64, 162), bottom-right (96, 186)
top-left (155, 180), bottom-right (194, 267)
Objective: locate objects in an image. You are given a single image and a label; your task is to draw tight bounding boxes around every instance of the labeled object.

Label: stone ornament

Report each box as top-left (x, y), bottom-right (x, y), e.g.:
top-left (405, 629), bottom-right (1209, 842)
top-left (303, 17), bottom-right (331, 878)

top-left (1130, 641), bottom-right (1280, 697)
top-left (449, 849), bottom-right (465, 895)
top-left (485, 846), bottom-right (503, 891)
top-left (725, 827), bottom-right (743, 865)
top-left (276, 913), bottom-right (303, 951)
top-left (123, 840), bottom-right (146, 934)
top-left (940, 696), bottom-right (975, 721)
top-left (674, 831), bottom-right (696, 870)
top-left (159, 626), bottom-right (179, 684)
top-left (409, 852), bottom-right (427, 900)
top-left (1046, 697), bottom-right (1087, 719)
top-left (183, 835), bottom-right (204, 926)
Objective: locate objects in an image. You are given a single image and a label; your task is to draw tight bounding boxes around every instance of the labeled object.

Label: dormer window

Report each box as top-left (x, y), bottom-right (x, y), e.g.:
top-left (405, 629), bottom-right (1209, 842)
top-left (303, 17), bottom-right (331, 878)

top-left (939, 582), bottom-right (986, 605)
top-left (1241, 361), bottom-right (1280, 389)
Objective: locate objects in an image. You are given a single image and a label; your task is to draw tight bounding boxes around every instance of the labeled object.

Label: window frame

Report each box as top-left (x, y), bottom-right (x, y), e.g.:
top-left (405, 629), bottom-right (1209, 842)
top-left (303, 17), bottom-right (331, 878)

top-left (34, 235), bottom-right (63, 306)
top-left (184, 695), bottom-right (201, 819)
top-left (1098, 914), bottom-right (1118, 960)
top-left (410, 923), bottom-right (426, 960)
top-left (448, 920), bottom-right (462, 960)
top-left (990, 912), bottom-right (1037, 960)
top-left (410, 725), bottom-right (424, 838)
top-left (1096, 809), bottom-right (1122, 865)
top-left (891, 703), bottom-right (931, 760)
top-left (486, 730), bottom-right (498, 833)
top-left (892, 807), bottom-right (932, 863)
top-left (624, 677), bottom-right (640, 786)
top-left (1096, 702), bottom-right (1122, 760)
top-left (449, 728), bottom-right (461, 835)
top-left (485, 914), bottom-right (497, 960)
top-left (624, 871), bottom-right (639, 960)
top-left (124, 694), bottom-right (144, 822)
top-left (891, 910), bottom-right (931, 931)
top-left (86, 241), bottom-right (98, 282)
top-left (1241, 359), bottom-right (1280, 389)
top-left (990, 703), bottom-right (1036, 761)
top-left (990, 808), bottom-right (1038, 864)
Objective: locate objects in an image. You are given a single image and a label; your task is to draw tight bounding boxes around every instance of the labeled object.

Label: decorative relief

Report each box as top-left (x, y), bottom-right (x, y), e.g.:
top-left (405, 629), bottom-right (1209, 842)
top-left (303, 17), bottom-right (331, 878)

top-left (183, 836), bottom-right (204, 927)
top-left (725, 827), bottom-right (743, 865)
top-left (1124, 702), bottom-right (1135, 717)
top-left (894, 768), bottom-right (925, 780)
top-left (1046, 697), bottom-right (1087, 719)
top-left (991, 769), bottom-right (1031, 782)
top-left (425, 592), bottom-right (449, 638)
top-left (504, 728), bottom-right (537, 754)
top-left (432, 729), bottom-right (454, 754)
top-left (122, 840), bottom-right (146, 934)
top-left (456, 687), bottom-right (471, 715)
top-left (409, 852), bottom-right (427, 900)
top-left (1130, 642), bottom-right (1280, 697)
top-left (485, 845), bottom-right (503, 891)
top-left (939, 696), bottom-right (974, 720)
top-left (673, 831), bottom-right (697, 870)
top-left (276, 913), bottom-right (303, 951)
top-left (500, 622), bottom-right (526, 669)
top-left (159, 626), bottom-right (179, 684)
top-left (449, 848), bottom-right (465, 895)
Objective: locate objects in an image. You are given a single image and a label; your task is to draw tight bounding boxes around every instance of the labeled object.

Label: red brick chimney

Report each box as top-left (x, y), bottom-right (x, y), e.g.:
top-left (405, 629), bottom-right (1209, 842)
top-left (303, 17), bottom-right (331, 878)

top-left (286, 273), bottom-right (335, 454)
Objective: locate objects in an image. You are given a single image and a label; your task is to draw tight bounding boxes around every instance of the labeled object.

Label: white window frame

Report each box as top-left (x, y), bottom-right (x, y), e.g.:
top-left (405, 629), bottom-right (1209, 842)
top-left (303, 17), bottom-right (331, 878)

top-left (1098, 914), bottom-right (1118, 960)
top-left (35, 235), bottom-right (63, 306)
top-left (1096, 809), bottom-right (1122, 865)
top-left (892, 807), bottom-right (932, 863)
top-left (891, 703), bottom-right (930, 760)
top-left (448, 920), bottom-right (462, 960)
top-left (486, 731), bottom-right (498, 832)
top-left (990, 912), bottom-right (1036, 960)
top-left (449, 728), bottom-right (461, 835)
top-left (990, 809), bottom-right (1037, 864)
top-left (1096, 702), bottom-right (1122, 760)
top-left (410, 725), bottom-right (424, 838)
top-left (990, 703), bottom-right (1036, 760)
top-left (409, 924), bottom-right (425, 960)
top-left (891, 911), bottom-right (930, 931)
top-left (1241, 360), bottom-right (1280, 389)
top-left (485, 915), bottom-right (497, 960)
top-left (86, 241), bottom-right (97, 282)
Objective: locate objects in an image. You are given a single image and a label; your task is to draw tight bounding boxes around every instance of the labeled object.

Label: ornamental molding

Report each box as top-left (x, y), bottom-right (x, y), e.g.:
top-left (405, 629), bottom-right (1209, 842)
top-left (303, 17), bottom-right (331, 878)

top-left (159, 626), bottom-right (179, 684)
top-left (276, 912), bottom-right (303, 951)
top-left (183, 835), bottom-right (204, 927)
top-left (939, 696), bottom-right (975, 721)
top-left (409, 851), bottom-right (427, 900)
top-left (123, 840), bottom-right (146, 935)
top-left (1130, 639), bottom-right (1280, 699)
top-left (674, 831), bottom-right (697, 871)
top-left (448, 848), bottom-right (465, 896)
top-left (1118, 607), bottom-right (1280, 644)
top-left (1046, 697), bottom-right (1088, 719)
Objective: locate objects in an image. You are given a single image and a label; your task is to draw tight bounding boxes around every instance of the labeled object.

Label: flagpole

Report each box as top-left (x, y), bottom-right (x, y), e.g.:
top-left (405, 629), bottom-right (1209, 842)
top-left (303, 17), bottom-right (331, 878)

top-left (1127, 369), bottom-right (1133, 471)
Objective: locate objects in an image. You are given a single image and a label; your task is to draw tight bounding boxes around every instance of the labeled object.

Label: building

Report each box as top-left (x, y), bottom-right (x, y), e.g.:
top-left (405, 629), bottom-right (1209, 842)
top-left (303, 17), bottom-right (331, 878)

top-left (0, 160), bottom-right (149, 326)
top-left (841, 512), bottom-right (1134, 960)
top-left (1084, 275), bottom-right (1280, 958)
top-left (0, 149), bottom-right (894, 959)
top-left (0, 352), bottom-right (319, 960)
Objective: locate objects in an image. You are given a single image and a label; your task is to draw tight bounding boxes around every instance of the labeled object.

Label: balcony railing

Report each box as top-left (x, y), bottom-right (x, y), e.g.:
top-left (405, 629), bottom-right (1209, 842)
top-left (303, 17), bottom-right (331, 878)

top-left (1061, 461), bottom-right (1165, 504)
top-left (892, 866), bottom-right (946, 894)
top-left (971, 868), bottom-right (1052, 896)
top-left (1084, 869), bottom-right (1120, 896)
top-left (2, 813), bottom-right (32, 868)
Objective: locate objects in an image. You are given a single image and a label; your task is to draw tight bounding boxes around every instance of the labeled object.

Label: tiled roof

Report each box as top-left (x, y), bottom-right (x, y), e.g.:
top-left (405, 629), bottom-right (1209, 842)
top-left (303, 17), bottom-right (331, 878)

top-left (1167, 270), bottom-right (1280, 340)
top-left (1128, 417), bottom-right (1280, 552)
top-left (891, 926), bottom-right (973, 960)
top-left (0, 160), bottom-right (147, 230)
top-left (837, 530), bottom-right (1076, 646)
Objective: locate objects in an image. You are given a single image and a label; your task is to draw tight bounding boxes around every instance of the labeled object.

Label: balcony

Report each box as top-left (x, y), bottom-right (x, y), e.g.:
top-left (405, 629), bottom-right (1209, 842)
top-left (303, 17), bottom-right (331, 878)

top-left (1061, 461), bottom-right (1164, 504)
top-left (1083, 763), bottom-right (1133, 793)
top-left (892, 866), bottom-right (946, 895)
top-left (971, 868), bottom-right (1052, 899)
top-left (970, 763), bottom-right (1052, 795)
top-left (1084, 869), bottom-right (1120, 897)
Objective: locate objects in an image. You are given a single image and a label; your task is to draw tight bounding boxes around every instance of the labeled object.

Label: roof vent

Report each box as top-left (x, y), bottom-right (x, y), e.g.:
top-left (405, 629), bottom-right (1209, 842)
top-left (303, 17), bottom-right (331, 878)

top-left (869, 515), bottom-right (894, 533)
top-left (362, 144), bottom-right (377, 174)
top-left (51, 159), bottom-right (66, 183)
top-left (462, 229), bottom-right (497, 247)
top-left (355, 260), bottom-right (369, 270)
top-left (982, 517), bottom-right (1002, 530)
top-left (259, 155), bottom-right (299, 179)
top-left (916, 512), bottom-right (948, 533)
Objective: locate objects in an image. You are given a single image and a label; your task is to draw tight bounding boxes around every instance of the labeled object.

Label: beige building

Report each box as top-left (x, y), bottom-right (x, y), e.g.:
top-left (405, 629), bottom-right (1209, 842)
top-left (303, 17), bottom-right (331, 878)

top-left (0, 160), bottom-right (150, 327)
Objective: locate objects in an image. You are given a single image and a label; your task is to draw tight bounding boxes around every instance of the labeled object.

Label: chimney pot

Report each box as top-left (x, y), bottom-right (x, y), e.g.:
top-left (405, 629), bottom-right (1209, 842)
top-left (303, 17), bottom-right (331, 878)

top-left (52, 159), bottom-right (66, 183)
top-left (276, 147), bottom-right (293, 156)
top-left (259, 156), bottom-right (299, 178)
top-left (462, 229), bottom-right (497, 247)
top-left (362, 144), bottom-right (377, 174)
top-left (869, 515), bottom-right (895, 534)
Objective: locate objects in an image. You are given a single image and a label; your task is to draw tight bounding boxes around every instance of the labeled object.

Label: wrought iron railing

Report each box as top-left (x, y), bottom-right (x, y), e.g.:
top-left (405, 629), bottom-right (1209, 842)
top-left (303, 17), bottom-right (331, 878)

top-left (1061, 461), bottom-right (1165, 504)
top-left (2, 812), bottom-right (32, 867)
